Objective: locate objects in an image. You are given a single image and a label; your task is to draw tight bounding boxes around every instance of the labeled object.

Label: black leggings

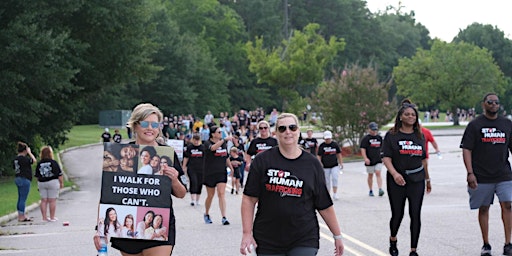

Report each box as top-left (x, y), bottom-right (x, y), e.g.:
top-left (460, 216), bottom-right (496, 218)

top-left (386, 172), bottom-right (425, 249)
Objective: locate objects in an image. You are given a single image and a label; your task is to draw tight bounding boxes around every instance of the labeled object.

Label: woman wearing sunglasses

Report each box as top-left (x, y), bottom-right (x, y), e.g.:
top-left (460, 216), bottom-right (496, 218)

top-left (244, 120), bottom-right (278, 172)
top-left (241, 113), bottom-right (344, 256)
top-left (203, 126), bottom-right (235, 225)
top-left (94, 103), bottom-right (187, 256)
top-left (382, 100), bottom-right (431, 256)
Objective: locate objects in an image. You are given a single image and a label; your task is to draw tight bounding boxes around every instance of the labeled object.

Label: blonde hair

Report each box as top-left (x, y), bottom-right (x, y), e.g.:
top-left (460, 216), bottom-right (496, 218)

top-left (40, 146), bottom-right (54, 160)
top-left (257, 120), bottom-right (270, 129)
top-left (127, 103), bottom-right (164, 138)
top-left (276, 113), bottom-right (299, 127)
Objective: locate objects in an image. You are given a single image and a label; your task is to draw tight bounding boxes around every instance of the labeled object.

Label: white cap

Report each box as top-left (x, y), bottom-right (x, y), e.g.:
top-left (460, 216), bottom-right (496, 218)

top-left (105, 128), bottom-right (109, 132)
top-left (323, 131), bottom-right (332, 139)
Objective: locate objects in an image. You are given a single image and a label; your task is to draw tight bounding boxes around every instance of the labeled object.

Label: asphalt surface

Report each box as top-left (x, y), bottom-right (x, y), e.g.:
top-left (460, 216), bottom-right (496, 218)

top-left (0, 128), bottom-right (508, 255)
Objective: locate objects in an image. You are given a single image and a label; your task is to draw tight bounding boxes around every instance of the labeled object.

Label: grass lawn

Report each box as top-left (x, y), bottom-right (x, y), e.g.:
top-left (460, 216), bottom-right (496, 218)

top-left (0, 177), bottom-right (41, 218)
top-left (0, 124), bottom-right (106, 218)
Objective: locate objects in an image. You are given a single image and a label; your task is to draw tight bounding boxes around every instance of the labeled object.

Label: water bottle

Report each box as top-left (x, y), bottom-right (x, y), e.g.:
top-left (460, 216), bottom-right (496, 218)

top-left (437, 152), bottom-right (443, 159)
top-left (98, 236), bottom-right (107, 256)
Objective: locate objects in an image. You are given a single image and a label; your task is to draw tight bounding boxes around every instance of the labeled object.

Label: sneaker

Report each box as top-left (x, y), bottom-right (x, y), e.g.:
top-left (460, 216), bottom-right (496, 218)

top-left (222, 217), bottom-right (230, 225)
top-left (389, 240), bottom-right (398, 256)
top-left (369, 190), bottom-right (374, 197)
top-left (481, 243), bottom-right (491, 256)
top-left (409, 251), bottom-right (418, 256)
top-left (231, 188), bottom-right (234, 194)
top-left (333, 194), bottom-right (339, 200)
top-left (190, 201), bottom-right (195, 206)
top-left (204, 214), bottom-right (212, 224)
top-left (379, 189), bottom-right (385, 197)
top-left (195, 201), bottom-right (200, 206)
top-left (504, 243), bottom-right (512, 256)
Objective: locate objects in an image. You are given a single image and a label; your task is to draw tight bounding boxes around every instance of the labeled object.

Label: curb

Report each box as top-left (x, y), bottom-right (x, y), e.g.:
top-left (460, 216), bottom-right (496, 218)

top-left (0, 143), bottom-right (100, 225)
top-left (0, 186), bottom-right (73, 224)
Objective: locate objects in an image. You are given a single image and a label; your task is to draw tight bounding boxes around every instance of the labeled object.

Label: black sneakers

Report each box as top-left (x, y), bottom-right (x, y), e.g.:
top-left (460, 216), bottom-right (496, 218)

top-left (409, 251), bottom-right (418, 256)
top-left (504, 243), bottom-right (512, 256)
top-left (481, 243), bottom-right (491, 256)
top-left (389, 240), bottom-right (398, 256)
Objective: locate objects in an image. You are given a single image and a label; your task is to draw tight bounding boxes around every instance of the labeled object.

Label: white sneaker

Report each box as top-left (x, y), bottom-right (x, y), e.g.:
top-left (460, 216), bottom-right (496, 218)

top-left (333, 194), bottom-right (339, 200)
top-left (195, 201), bottom-right (200, 206)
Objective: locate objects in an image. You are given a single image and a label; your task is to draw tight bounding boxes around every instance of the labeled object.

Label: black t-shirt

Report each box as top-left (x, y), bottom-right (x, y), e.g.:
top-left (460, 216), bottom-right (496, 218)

top-left (304, 138), bottom-right (318, 155)
top-left (13, 155), bottom-right (33, 180)
top-left (460, 115), bottom-right (512, 183)
top-left (184, 144), bottom-right (205, 171)
top-left (203, 139), bottom-right (229, 176)
top-left (360, 134), bottom-right (383, 166)
top-left (102, 132), bottom-right (111, 142)
top-left (113, 133), bottom-right (122, 143)
top-left (238, 113), bottom-right (247, 127)
top-left (35, 159), bottom-right (62, 182)
top-left (246, 137), bottom-right (278, 157)
top-left (317, 141), bottom-right (341, 168)
top-left (244, 147), bottom-right (332, 254)
top-left (229, 155), bottom-right (243, 173)
top-left (381, 130), bottom-right (426, 174)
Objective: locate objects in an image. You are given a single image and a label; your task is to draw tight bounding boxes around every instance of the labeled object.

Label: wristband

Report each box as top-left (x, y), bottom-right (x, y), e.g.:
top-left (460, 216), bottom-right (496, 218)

top-left (467, 173), bottom-right (474, 176)
top-left (425, 178), bottom-right (431, 182)
top-left (333, 234), bottom-right (343, 240)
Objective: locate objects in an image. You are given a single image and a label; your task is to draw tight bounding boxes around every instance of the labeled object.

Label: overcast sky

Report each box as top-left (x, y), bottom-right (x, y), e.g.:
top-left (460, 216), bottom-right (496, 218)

top-left (365, 0), bottom-right (512, 41)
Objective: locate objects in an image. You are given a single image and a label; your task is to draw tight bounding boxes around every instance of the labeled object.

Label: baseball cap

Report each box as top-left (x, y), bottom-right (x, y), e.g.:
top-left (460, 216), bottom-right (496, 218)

top-left (323, 131), bottom-right (332, 139)
top-left (368, 122), bottom-right (378, 131)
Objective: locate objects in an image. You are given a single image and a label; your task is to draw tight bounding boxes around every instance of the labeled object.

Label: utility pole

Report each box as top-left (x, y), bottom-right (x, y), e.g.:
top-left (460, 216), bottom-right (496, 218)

top-left (283, 0), bottom-right (289, 39)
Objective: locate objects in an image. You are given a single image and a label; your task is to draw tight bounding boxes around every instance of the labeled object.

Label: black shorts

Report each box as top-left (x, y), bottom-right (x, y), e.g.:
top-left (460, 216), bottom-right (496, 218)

top-left (111, 238), bottom-right (172, 254)
top-left (232, 168), bottom-right (241, 179)
top-left (203, 172), bottom-right (227, 187)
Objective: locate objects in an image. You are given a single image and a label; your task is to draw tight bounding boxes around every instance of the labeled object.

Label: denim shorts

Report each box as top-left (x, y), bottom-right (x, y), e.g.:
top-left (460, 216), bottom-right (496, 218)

top-left (468, 180), bottom-right (512, 209)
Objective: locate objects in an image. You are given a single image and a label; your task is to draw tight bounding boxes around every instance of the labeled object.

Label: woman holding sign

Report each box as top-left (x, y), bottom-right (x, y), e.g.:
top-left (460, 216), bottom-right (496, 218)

top-left (94, 103), bottom-right (187, 256)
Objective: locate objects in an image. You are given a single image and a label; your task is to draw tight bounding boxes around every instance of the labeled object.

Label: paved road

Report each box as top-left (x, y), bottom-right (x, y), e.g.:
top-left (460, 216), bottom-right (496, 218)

top-left (0, 129), bottom-right (507, 255)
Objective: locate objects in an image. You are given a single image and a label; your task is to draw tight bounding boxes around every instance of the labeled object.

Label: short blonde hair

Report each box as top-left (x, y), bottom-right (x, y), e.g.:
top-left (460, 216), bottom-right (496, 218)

top-left (257, 120), bottom-right (270, 129)
top-left (276, 113), bottom-right (299, 127)
top-left (127, 103), bottom-right (163, 131)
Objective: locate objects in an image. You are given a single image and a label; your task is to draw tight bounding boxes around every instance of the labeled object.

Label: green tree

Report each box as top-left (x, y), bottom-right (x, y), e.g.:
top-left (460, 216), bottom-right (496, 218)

top-left (246, 23), bottom-right (345, 111)
top-left (169, 0), bottom-right (269, 112)
top-left (137, 2), bottom-right (230, 115)
top-left (394, 40), bottom-right (507, 125)
top-left (65, 0), bottom-right (161, 123)
top-left (454, 23), bottom-right (512, 77)
top-left (0, 0), bottom-right (85, 174)
top-left (314, 65), bottom-right (396, 153)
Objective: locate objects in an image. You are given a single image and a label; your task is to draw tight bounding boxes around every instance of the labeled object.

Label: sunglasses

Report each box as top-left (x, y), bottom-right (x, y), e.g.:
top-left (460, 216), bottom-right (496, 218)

top-left (258, 126), bottom-right (268, 130)
top-left (486, 100), bottom-right (500, 105)
top-left (402, 103), bottom-right (416, 108)
top-left (277, 124), bottom-right (299, 133)
top-left (139, 121), bottom-right (160, 129)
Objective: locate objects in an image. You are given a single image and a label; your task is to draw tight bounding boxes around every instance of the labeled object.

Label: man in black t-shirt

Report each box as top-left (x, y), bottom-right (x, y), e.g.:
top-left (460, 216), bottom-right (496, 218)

top-left (360, 122), bottom-right (384, 197)
top-left (317, 131), bottom-right (343, 200)
top-left (460, 93), bottom-right (512, 256)
top-left (101, 128), bottom-right (111, 143)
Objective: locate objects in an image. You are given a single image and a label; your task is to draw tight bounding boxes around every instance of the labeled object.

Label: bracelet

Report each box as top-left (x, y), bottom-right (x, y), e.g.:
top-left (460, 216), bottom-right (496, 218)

top-left (425, 179), bottom-right (431, 182)
top-left (333, 234), bottom-right (343, 240)
top-left (467, 173), bottom-right (474, 176)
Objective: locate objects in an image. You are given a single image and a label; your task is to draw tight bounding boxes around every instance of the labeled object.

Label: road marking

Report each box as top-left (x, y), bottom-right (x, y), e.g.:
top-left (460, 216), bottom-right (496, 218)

top-left (320, 232), bottom-right (365, 256)
top-left (320, 223), bottom-right (388, 256)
